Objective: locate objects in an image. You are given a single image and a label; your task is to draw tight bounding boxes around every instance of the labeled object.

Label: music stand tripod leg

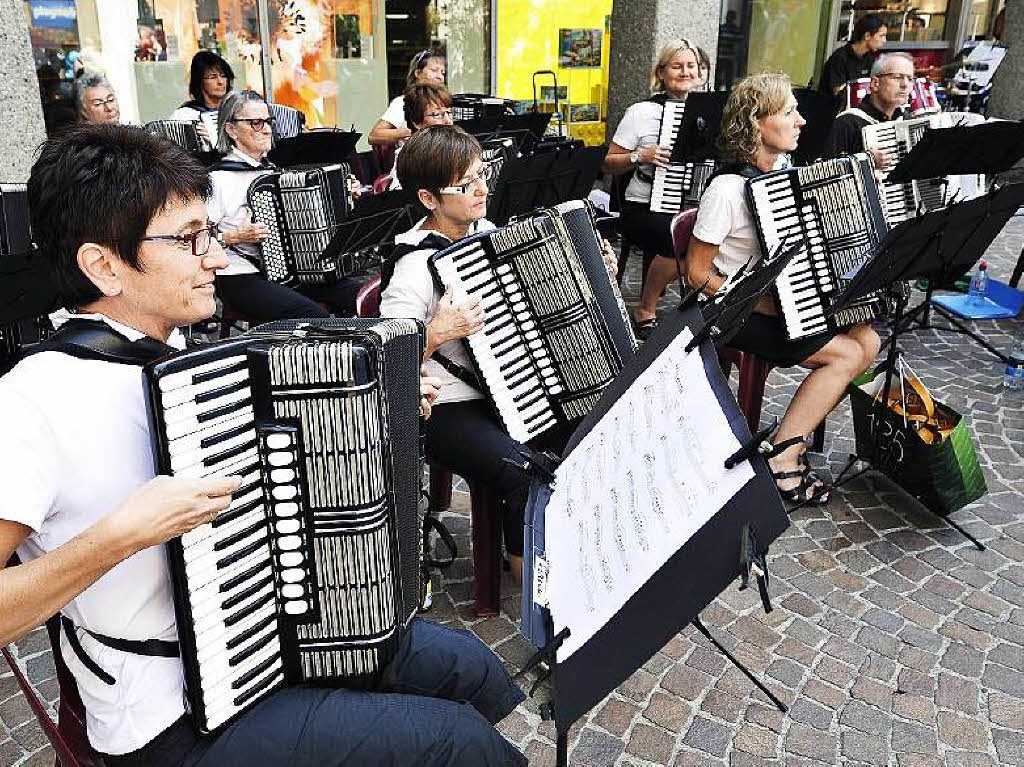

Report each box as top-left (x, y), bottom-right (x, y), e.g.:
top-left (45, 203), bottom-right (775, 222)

top-left (691, 617), bottom-right (788, 713)
top-left (926, 302), bottom-right (1010, 364)
top-left (556, 726), bottom-right (569, 767)
top-left (1011, 243), bottom-right (1024, 289)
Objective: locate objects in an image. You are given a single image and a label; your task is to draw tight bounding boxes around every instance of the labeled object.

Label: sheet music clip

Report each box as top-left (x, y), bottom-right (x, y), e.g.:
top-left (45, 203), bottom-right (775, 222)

top-left (738, 524), bottom-right (773, 613)
top-left (724, 417), bottom-right (779, 470)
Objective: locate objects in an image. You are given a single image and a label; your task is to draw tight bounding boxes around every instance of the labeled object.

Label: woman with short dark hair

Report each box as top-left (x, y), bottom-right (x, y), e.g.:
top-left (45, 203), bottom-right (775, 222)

top-left (207, 90), bottom-right (360, 321)
top-left (384, 82), bottom-right (455, 191)
top-left (170, 51), bottom-right (234, 146)
top-left (685, 73), bottom-right (880, 505)
top-left (368, 49), bottom-right (447, 146)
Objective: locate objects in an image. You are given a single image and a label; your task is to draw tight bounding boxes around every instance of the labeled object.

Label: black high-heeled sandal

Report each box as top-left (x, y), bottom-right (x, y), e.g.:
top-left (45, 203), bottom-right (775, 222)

top-left (766, 435), bottom-right (831, 506)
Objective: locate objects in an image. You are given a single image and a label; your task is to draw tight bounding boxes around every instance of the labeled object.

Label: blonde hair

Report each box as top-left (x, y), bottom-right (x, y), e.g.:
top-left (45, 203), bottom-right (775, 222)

top-left (718, 73), bottom-right (792, 163)
top-left (649, 39), bottom-right (710, 94)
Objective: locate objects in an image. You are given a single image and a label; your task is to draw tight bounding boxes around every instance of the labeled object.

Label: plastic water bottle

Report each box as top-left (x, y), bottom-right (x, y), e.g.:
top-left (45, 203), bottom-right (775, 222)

top-left (969, 260), bottom-right (989, 305)
top-left (1005, 335), bottom-right (1024, 390)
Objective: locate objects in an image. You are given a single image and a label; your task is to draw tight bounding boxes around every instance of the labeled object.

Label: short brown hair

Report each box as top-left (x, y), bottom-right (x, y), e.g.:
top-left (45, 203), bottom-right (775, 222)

top-left (718, 73), bottom-right (792, 163)
top-left (403, 83), bottom-right (454, 128)
top-left (395, 124), bottom-right (481, 194)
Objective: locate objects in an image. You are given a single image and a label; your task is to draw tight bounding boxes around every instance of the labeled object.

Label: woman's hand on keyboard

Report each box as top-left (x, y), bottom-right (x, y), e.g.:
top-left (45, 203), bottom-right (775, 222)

top-left (107, 475), bottom-right (243, 551)
top-left (430, 287), bottom-right (485, 343)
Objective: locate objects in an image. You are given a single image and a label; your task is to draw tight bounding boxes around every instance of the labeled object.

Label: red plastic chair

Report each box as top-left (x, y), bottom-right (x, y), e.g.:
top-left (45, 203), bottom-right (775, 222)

top-left (670, 210), bottom-right (825, 452)
top-left (356, 277), bottom-right (503, 616)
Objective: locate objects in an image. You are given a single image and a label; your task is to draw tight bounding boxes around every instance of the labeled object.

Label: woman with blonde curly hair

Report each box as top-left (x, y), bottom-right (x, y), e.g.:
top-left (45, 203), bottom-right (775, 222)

top-left (602, 38), bottom-right (710, 338)
top-left (685, 73), bottom-right (880, 505)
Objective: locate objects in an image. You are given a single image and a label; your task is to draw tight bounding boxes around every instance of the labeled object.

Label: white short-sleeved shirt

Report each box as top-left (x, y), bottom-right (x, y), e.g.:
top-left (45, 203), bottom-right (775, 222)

top-left (611, 99), bottom-right (666, 204)
top-left (0, 314), bottom-right (187, 755)
top-left (692, 155), bottom-right (791, 277)
top-left (379, 218), bottom-right (494, 405)
top-left (207, 148), bottom-right (267, 276)
top-left (169, 105), bottom-right (202, 122)
top-left (380, 95), bottom-right (407, 130)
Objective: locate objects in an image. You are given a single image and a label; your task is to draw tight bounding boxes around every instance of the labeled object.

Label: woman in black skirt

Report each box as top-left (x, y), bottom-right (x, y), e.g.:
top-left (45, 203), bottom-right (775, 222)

top-left (602, 38), bottom-right (710, 338)
top-left (685, 73), bottom-right (881, 504)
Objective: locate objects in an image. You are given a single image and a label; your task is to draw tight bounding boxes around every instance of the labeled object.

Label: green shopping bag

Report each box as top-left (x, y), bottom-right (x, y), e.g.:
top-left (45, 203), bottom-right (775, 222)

top-left (848, 360), bottom-right (987, 517)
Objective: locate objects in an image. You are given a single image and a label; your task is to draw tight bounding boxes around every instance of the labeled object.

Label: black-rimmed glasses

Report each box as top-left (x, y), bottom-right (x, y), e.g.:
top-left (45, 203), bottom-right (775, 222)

top-left (140, 224), bottom-right (219, 256)
top-left (230, 116), bottom-right (277, 131)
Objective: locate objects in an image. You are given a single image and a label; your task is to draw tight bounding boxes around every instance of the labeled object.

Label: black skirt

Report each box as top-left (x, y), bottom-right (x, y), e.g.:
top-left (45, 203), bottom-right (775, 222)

top-left (619, 201), bottom-right (676, 258)
top-left (725, 311), bottom-right (835, 367)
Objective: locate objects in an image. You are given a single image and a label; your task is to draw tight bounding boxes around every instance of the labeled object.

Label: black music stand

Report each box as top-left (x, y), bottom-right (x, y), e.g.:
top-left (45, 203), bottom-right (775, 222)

top-left (520, 302), bottom-right (790, 767)
top-left (669, 92), bottom-right (727, 163)
top-left (321, 204), bottom-right (418, 278)
top-left (792, 88), bottom-right (836, 165)
top-left (824, 183), bottom-right (1024, 546)
top-left (486, 145), bottom-right (605, 226)
top-left (457, 113), bottom-right (552, 147)
top-left (267, 130), bottom-right (361, 167)
top-left (881, 121), bottom-right (1024, 361)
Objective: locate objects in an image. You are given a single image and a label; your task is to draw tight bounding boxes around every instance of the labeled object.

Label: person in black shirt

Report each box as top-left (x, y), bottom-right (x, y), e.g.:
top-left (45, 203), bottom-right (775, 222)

top-left (818, 15), bottom-right (888, 107)
top-left (822, 52), bottom-right (913, 159)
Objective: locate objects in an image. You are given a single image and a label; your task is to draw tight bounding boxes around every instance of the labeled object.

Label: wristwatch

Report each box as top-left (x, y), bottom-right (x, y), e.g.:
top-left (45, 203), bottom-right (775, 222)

top-left (629, 150), bottom-right (640, 165)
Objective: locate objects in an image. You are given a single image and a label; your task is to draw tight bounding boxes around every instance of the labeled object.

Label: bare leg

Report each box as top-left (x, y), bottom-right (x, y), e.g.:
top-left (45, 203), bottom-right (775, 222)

top-left (768, 325), bottom-right (881, 496)
top-left (634, 255), bottom-right (681, 322)
top-left (508, 554), bottom-right (523, 582)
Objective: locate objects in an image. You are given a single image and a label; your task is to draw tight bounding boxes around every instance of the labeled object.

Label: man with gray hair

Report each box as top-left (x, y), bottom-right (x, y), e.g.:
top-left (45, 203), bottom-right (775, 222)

top-left (73, 71), bottom-right (120, 123)
top-left (822, 52), bottom-right (914, 160)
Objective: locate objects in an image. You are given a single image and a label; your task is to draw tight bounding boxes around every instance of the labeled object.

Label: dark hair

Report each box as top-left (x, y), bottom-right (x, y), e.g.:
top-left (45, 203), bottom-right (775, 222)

top-left (403, 83), bottom-right (454, 128)
top-left (406, 49), bottom-right (445, 87)
top-left (852, 14), bottom-right (886, 42)
top-left (395, 124), bottom-right (481, 194)
top-left (188, 50), bottom-right (235, 104)
top-left (27, 123), bottom-right (212, 309)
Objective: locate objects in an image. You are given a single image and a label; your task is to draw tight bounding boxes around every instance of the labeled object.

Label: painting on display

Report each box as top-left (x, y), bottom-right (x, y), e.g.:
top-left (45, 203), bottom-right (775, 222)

top-left (558, 28), bottom-right (602, 68)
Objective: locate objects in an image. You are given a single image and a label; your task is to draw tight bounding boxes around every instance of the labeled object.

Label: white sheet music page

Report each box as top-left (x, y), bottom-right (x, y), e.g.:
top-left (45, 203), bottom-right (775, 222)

top-left (545, 327), bottom-right (755, 661)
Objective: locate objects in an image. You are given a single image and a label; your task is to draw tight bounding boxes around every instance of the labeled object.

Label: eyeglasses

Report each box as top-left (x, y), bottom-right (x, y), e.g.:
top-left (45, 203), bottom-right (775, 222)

top-left (140, 224), bottom-right (219, 256)
top-left (439, 168), bottom-right (488, 196)
top-left (89, 95), bottom-right (117, 108)
top-left (203, 71), bottom-right (228, 81)
top-left (878, 73), bottom-right (915, 83)
top-left (424, 109), bottom-right (454, 120)
top-left (230, 116), bottom-right (277, 131)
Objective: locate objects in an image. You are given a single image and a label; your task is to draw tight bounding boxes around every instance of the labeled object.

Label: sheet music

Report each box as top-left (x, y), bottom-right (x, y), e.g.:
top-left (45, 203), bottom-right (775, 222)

top-left (545, 327), bottom-right (755, 661)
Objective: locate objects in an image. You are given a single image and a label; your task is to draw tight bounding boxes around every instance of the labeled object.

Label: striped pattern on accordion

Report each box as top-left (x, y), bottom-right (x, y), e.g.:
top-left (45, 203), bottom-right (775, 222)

top-left (746, 154), bottom-right (889, 340)
top-left (481, 137), bottom-right (515, 194)
top-left (247, 164), bottom-right (353, 286)
top-left (862, 112), bottom-right (987, 228)
top-left (650, 100), bottom-right (718, 214)
top-left (144, 319), bottom-right (424, 735)
top-left (269, 103), bottom-right (304, 141)
top-left (144, 120), bottom-right (206, 153)
top-left (428, 199), bottom-right (637, 444)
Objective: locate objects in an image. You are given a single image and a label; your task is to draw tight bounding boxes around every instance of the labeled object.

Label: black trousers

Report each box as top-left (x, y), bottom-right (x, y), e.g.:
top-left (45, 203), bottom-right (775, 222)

top-left (423, 399), bottom-right (569, 556)
top-left (216, 273), bottom-right (361, 322)
top-left (102, 619), bottom-right (526, 767)
top-left (619, 201), bottom-right (676, 259)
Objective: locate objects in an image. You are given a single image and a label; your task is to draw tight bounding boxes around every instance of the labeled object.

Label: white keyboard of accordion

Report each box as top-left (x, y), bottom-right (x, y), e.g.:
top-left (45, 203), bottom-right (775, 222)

top-left (250, 190), bottom-right (289, 281)
top-left (266, 343), bottom-right (398, 680)
top-left (435, 242), bottom-right (557, 441)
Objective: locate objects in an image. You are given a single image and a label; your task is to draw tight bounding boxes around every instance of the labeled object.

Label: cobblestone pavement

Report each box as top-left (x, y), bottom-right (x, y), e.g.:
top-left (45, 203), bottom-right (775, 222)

top-left (4, 219), bottom-right (1024, 766)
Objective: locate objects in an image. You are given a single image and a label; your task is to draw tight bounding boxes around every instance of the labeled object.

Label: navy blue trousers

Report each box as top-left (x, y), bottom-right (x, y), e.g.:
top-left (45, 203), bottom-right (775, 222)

top-left (103, 620), bottom-right (526, 767)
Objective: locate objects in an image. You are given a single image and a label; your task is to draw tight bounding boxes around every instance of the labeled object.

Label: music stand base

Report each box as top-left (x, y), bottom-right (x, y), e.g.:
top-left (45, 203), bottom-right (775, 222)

top-left (691, 618), bottom-right (788, 713)
top-left (556, 727), bottom-right (568, 767)
top-left (884, 298), bottom-right (1009, 364)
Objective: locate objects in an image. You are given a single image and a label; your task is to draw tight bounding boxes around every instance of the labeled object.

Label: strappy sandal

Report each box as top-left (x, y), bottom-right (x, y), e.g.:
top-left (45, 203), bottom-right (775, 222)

top-left (766, 435), bottom-right (831, 506)
top-left (634, 317), bottom-right (658, 341)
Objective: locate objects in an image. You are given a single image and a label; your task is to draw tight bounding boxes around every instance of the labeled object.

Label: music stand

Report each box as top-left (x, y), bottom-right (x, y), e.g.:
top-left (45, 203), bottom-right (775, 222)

top-left (267, 130), bottom-right (361, 167)
top-left (457, 113), bottom-right (552, 144)
top-left (669, 92), bottom-right (727, 163)
top-left (486, 145), bottom-right (605, 226)
top-left (879, 123), bottom-right (1024, 362)
top-left (825, 182), bottom-right (1024, 545)
top-left (792, 88), bottom-right (836, 165)
top-left (320, 205), bottom-right (418, 278)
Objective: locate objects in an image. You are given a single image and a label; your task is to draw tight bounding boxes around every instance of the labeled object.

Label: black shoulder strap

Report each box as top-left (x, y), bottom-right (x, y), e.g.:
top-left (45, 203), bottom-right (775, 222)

top-left (27, 319), bottom-right (174, 366)
top-left (646, 93), bottom-right (670, 105)
top-left (707, 161), bottom-right (765, 185)
top-left (209, 158), bottom-right (277, 172)
top-left (379, 234), bottom-right (452, 293)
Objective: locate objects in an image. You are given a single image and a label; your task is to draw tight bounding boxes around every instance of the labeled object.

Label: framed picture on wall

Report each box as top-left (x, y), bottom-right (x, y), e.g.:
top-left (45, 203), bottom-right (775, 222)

top-left (540, 85), bottom-right (568, 102)
top-left (568, 103), bottom-right (599, 122)
top-left (559, 28), bottom-right (602, 68)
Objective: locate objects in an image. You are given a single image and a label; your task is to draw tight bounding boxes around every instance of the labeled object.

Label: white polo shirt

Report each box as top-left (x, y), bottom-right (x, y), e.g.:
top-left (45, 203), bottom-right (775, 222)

top-left (379, 218), bottom-right (493, 405)
top-left (380, 95), bottom-right (408, 130)
top-left (0, 314), bottom-right (187, 755)
top-left (207, 148), bottom-right (268, 276)
top-left (611, 99), bottom-right (666, 204)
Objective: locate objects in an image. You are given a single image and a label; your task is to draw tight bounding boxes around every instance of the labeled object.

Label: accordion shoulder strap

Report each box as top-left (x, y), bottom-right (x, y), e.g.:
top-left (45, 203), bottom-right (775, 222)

top-left (26, 319), bottom-right (173, 366)
top-left (433, 350), bottom-right (480, 389)
top-left (59, 615), bottom-right (179, 686)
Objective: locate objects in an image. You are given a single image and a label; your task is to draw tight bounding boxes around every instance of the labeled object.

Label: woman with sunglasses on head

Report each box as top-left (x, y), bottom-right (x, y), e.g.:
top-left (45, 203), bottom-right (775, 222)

top-left (207, 90), bottom-right (361, 321)
top-left (684, 73), bottom-right (880, 506)
top-left (602, 39), bottom-right (711, 340)
top-left (368, 49), bottom-right (446, 147)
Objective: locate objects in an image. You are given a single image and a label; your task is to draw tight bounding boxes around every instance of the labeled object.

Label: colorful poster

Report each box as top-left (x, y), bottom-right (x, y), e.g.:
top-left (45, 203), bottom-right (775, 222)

top-left (558, 28), bottom-right (602, 68)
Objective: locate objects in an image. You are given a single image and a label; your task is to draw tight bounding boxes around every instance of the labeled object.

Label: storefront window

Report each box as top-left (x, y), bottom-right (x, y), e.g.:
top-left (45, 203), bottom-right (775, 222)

top-left (493, 0), bottom-right (613, 146)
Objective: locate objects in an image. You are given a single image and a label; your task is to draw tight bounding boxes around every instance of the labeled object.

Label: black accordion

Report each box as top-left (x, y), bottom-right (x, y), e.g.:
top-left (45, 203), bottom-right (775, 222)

top-left (452, 93), bottom-right (514, 122)
top-left (747, 154), bottom-right (889, 340)
top-left (428, 199), bottom-right (637, 444)
top-left (650, 99), bottom-right (717, 214)
top-left (144, 120), bottom-right (207, 153)
top-left (481, 137), bottom-right (515, 194)
top-left (144, 319), bottom-right (424, 734)
top-left (247, 164), bottom-right (354, 286)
